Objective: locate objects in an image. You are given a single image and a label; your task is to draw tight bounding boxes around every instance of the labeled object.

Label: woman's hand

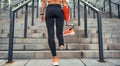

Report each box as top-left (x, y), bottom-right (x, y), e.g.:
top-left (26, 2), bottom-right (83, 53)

top-left (40, 15), bottom-right (45, 22)
top-left (65, 16), bottom-right (70, 22)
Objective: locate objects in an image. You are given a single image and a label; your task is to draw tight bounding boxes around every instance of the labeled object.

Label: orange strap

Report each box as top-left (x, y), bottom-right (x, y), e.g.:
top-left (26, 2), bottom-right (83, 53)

top-left (62, 6), bottom-right (69, 21)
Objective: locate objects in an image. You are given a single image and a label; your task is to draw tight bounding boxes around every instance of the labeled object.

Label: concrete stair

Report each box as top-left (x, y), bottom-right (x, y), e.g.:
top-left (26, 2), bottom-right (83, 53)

top-left (0, 6), bottom-right (120, 59)
top-left (0, 19), bottom-right (120, 59)
top-left (0, 50), bottom-right (120, 59)
top-left (0, 43), bottom-right (120, 51)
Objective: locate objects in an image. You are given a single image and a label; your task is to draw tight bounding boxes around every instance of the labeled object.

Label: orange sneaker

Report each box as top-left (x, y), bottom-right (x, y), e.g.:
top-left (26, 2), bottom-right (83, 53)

top-left (63, 28), bottom-right (75, 36)
top-left (51, 56), bottom-right (59, 65)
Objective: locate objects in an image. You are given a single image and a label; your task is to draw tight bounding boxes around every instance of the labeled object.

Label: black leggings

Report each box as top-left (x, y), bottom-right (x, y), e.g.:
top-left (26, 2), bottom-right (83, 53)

top-left (45, 4), bottom-right (64, 56)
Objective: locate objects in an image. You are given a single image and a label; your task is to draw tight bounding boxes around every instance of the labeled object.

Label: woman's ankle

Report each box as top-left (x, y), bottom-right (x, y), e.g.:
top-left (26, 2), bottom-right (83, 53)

top-left (59, 45), bottom-right (64, 50)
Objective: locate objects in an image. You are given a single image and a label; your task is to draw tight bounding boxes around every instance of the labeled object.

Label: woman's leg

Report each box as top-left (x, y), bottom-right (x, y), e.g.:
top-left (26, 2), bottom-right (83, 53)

top-left (46, 18), bottom-right (57, 56)
top-left (45, 5), bottom-right (57, 56)
top-left (56, 13), bottom-right (64, 47)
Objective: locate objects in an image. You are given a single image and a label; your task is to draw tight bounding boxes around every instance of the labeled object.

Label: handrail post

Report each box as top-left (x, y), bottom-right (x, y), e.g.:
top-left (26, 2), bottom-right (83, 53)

top-left (88, 7), bottom-right (90, 14)
top-left (36, 0), bottom-right (39, 18)
top-left (8, 10), bottom-right (15, 63)
top-left (84, 4), bottom-right (88, 38)
top-left (103, 1), bottom-right (105, 12)
top-left (32, 0), bottom-right (34, 25)
top-left (16, 11), bottom-right (18, 18)
top-left (24, 4), bottom-right (28, 38)
top-left (9, 7), bottom-right (12, 18)
top-left (0, 0), bottom-right (1, 14)
top-left (97, 12), bottom-right (104, 62)
top-left (68, 6), bottom-right (72, 18)
top-left (73, 0), bottom-right (75, 18)
top-left (78, 0), bottom-right (80, 26)
top-left (109, 0), bottom-right (112, 18)
top-left (21, 7), bottom-right (24, 14)
top-left (93, 11), bottom-right (96, 18)
top-left (118, 5), bottom-right (120, 18)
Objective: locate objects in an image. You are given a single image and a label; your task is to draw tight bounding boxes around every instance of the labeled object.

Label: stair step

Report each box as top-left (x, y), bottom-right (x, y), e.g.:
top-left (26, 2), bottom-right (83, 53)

top-left (0, 34), bottom-right (8, 37)
top-left (1, 30), bottom-right (120, 38)
top-left (0, 50), bottom-right (119, 59)
top-left (0, 37), bottom-right (114, 44)
top-left (0, 37), bottom-right (110, 44)
top-left (0, 44), bottom-right (119, 51)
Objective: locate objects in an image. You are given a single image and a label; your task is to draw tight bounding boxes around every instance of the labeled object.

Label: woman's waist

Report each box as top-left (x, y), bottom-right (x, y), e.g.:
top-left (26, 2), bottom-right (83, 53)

top-left (47, 2), bottom-right (61, 5)
top-left (47, 4), bottom-right (61, 7)
top-left (48, 0), bottom-right (62, 3)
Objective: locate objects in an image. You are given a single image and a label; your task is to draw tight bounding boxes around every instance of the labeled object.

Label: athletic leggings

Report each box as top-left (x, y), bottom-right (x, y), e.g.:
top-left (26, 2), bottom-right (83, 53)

top-left (45, 4), bottom-right (64, 56)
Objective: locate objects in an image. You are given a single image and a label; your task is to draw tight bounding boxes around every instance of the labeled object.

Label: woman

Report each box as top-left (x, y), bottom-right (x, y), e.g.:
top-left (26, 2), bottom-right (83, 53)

top-left (40, 0), bottom-right (69, 65)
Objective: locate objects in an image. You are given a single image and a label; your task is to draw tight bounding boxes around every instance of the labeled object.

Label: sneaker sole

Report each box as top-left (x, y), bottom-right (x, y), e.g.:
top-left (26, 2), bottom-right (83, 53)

top-left (51, 62), bottom-right (59, 66)
top-left (63, 31), bottom-right (75, 36)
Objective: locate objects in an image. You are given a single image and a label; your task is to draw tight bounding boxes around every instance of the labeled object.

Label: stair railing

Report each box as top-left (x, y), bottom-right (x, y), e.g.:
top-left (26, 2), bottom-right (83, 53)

top-left (103, 0), bottom-right (120, 18)
top-left (78, 0), bottom-right (105, 62)
top-left (7, 0), bottom-right (39, 63)
top-left (7, 0), bottom-right (105, 63)
top-left (7, 0), bottom-right (31, 63)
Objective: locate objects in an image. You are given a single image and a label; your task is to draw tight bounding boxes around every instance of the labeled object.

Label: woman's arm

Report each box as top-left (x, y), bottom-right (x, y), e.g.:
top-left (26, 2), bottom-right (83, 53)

top-left (62, 0), bottom-right (67, 6)
top-left (40, 0), bottom-right (46, 22)
top-left (41, 0), bottom-right (46, 15)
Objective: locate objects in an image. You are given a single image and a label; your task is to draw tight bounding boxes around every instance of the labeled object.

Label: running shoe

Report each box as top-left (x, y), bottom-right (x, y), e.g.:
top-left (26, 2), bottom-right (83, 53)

top-left (63, 28), bottom-right (75, 36)
top-left (51, 56), bottom-right (59, 66)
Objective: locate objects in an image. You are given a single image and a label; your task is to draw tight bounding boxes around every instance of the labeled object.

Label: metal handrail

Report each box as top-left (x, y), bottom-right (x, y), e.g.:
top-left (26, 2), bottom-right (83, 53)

top-left (7, 0), bottom-right (33, 63)
top-left (110, 1), bottom-right (120, 18)
top-left (7, 0), bottom-right (104, 63)
top-left (103, 0), bottom-right (120, 18)
top-left (78, 0), bottom-right (105, 62)
top-left (111, 1), bottom-right (120, 6)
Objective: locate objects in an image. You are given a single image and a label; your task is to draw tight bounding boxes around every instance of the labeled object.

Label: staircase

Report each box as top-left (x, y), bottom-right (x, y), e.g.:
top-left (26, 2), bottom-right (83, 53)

top-left (0, 1), bottom-right (120, 59)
